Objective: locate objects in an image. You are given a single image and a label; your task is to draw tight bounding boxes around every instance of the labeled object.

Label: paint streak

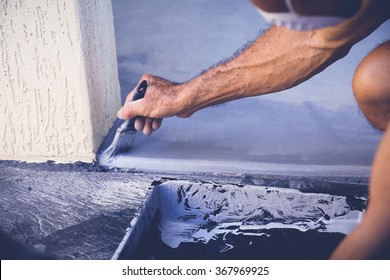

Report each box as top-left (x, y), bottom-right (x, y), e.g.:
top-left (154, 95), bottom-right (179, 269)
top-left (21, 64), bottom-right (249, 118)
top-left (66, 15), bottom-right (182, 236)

top-left (152, 181), bottom-right (365, 251)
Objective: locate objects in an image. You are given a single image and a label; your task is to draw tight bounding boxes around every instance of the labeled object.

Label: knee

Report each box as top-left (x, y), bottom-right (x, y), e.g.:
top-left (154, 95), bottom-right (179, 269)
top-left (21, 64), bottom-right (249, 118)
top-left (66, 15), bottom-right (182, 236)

top-left (353, 41), bottom-right (390, 130)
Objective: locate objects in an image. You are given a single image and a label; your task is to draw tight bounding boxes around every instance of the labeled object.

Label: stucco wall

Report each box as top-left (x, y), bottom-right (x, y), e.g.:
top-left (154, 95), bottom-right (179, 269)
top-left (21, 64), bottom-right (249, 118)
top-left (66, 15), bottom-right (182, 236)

top-left (0, 0), bottom-right (121, 162)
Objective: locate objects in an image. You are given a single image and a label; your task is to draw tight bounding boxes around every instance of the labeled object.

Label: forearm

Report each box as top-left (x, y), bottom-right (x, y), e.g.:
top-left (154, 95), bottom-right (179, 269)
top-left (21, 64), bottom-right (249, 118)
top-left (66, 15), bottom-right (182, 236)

top-left (180, 0), bottom-right (390, 114)
top-left (118, 0), bottom-right (389, 123)
top-left (180, 26), bottom-right (349, 113)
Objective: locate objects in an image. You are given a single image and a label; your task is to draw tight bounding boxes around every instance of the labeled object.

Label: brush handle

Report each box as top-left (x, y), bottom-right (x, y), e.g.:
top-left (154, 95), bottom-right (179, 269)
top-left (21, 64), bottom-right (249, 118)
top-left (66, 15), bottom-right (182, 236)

top-left (126, 80), bottom-right (148, 130)
top-left (132, 80), bottom-right (147, 101)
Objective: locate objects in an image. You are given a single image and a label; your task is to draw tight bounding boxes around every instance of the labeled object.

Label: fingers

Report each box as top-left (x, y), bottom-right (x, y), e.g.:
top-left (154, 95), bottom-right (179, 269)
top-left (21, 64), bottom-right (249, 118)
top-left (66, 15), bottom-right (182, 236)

top-left (118, 74), bottom-right (185, 136)
top-left (117, 83), bottom-right (162, 136)
top-left (143, 118), bottom-right (154, 136)
top-left (152, 118), bottom-right (162, 130)
top-left (117, 98), bottom-right (141, 120)
top-left (119, 78), bottom-right (150, 119)
top-left (134, 117), bottom-right (144, 131)
top-left (134, 117), bottom-right (163, 136)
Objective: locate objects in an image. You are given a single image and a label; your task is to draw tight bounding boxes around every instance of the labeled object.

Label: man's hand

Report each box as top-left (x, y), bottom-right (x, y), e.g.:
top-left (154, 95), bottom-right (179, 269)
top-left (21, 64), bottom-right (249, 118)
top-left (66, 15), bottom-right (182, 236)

top-left (117, 74), bottom-right (194, 135)
top-left (117, 0), bottom-right (389, 137)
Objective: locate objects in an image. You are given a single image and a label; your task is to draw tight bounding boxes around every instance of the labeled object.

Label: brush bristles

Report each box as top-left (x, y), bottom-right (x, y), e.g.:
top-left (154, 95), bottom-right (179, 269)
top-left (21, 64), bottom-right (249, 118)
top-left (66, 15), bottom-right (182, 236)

top-left (98, 119), bottom-right (137, 163)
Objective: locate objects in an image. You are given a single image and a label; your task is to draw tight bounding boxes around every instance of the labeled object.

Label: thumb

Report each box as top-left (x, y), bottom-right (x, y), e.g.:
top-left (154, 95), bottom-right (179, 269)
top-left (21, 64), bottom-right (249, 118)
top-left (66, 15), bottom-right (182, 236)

top-left (117, 99), bottom-right (144, 120)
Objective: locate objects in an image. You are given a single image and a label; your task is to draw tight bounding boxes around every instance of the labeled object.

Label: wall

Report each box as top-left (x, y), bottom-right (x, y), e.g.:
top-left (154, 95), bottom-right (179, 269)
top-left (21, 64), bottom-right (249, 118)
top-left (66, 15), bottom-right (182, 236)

top-left (112, 0), bottom-right (389, 174)
top-left (0, 0), bottom-right (121, 162)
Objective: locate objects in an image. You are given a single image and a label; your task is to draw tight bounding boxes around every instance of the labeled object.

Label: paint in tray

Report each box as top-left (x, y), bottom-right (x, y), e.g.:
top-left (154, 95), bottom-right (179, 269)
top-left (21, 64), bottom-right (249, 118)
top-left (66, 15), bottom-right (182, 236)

top-left (112, 179), bottom-right (367, 260)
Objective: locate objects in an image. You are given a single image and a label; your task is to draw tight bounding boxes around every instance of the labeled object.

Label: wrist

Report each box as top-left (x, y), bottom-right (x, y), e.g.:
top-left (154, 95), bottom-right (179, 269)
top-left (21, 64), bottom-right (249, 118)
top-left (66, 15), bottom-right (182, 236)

top-left (173, 79), bottom-right (203, 118)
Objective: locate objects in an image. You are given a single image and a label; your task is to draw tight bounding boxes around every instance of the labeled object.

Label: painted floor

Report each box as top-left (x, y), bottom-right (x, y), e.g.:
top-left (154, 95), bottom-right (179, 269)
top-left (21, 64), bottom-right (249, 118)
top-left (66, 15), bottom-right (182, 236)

top-left (0, 161), bottom-right (369, 259)
top-left (116, 179), bottom-right (369, 260)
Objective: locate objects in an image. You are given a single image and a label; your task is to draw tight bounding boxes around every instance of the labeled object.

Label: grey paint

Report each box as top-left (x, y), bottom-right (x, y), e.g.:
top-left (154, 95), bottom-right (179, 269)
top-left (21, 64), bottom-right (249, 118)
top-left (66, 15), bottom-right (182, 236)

top-left (114, 179), bottom-right (368, 259)
top-left (112, 0), bottom-right (390, 175)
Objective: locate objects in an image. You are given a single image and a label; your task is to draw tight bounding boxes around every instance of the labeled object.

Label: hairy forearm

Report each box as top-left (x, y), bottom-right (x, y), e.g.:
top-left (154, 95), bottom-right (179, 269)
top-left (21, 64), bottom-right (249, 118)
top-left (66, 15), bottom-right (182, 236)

top-left (179, 26), bottom-right (349, 113)
top-left (178, 0), bottom-right (390, 114)
top-left (118, 0), bottom-right (389, 124)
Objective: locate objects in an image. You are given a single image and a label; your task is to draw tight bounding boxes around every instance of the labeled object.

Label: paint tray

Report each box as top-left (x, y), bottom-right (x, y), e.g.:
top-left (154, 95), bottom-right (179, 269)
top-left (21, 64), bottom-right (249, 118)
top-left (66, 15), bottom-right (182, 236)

top-left (112, 179), bottom-right (367, 260)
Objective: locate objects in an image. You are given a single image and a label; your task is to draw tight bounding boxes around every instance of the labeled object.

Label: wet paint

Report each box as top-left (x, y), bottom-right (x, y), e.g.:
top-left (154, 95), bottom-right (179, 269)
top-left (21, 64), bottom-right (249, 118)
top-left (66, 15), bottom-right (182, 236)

top-left (112, 0), bottom-right (390, 170)
top-left (113, 179), bottom-right (367, 260)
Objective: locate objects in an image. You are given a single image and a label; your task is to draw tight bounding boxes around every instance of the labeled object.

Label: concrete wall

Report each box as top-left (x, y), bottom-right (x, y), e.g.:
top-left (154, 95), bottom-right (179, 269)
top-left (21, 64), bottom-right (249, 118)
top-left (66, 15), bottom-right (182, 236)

top-left (0, 0), bottom-right (121, 162)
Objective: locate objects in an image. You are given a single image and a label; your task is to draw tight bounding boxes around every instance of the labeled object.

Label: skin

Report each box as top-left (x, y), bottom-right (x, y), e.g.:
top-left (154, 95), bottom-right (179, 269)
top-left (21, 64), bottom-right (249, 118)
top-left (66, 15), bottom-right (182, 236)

top-left (118, 0), bottom-right (390, 258)
top-left (331, 41), bottom-right (390, 259)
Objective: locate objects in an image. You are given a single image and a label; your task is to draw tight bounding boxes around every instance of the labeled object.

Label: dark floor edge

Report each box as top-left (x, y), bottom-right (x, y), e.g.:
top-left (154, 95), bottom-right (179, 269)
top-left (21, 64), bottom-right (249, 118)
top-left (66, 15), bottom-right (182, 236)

top-left (0, 159), bottom-right (369, 196)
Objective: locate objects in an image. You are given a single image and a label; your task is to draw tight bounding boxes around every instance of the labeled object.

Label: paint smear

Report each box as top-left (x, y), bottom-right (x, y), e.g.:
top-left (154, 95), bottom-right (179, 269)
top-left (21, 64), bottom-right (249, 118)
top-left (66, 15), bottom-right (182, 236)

top-left (154, 181), bottom-right (366, 250)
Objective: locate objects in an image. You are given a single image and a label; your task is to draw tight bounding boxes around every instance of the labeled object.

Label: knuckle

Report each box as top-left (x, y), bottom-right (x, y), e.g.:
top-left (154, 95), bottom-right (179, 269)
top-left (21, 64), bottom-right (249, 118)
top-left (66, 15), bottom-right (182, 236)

top-left (141, 73), bottom-right (154, 82)
top-left (122, 105), bottom-right (132, 118)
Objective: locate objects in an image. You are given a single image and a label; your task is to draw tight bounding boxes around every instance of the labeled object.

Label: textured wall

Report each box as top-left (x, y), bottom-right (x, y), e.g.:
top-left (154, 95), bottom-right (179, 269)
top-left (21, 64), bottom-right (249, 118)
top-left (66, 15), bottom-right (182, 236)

top-left (0, 0), bottom-right (121, 162)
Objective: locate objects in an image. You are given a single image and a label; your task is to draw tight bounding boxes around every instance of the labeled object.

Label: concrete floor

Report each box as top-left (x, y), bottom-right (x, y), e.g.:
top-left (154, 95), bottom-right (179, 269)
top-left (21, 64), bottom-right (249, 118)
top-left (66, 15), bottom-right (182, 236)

top-left (0, 161), bottom-right (154, 259)
top-left (0, 160), bottom-right (369, 259)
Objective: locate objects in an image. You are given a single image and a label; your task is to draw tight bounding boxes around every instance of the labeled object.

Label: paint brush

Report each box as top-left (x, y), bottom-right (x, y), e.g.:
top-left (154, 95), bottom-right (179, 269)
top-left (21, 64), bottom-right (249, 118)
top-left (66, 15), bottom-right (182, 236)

top-left (97, 80), bottom-right (147, 164)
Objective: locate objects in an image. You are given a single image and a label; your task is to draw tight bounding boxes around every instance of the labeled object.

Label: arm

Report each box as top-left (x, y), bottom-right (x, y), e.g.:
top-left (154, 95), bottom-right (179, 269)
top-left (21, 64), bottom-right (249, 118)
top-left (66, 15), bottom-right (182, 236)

top-left (118, 0), bottom-right (390, 135)
top-left (185, 0), bottom-right (390, 112)
top-left (180, 26), bottom-right (347, 114)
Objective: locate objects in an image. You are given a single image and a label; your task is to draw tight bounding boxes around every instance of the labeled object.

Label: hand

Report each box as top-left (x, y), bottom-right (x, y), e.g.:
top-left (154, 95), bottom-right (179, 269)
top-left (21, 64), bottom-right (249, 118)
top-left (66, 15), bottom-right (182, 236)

top-left (117, 74), bottom-right (193, 135)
